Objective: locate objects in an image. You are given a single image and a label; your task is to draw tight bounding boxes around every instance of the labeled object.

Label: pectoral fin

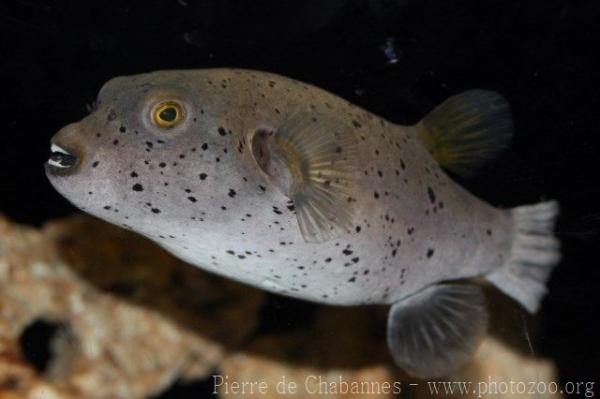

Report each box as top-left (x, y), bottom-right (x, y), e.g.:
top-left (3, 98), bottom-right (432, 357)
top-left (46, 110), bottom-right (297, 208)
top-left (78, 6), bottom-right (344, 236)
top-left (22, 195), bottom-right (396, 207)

top-left (387, 283), bottom-right (489, 378)
top-left (251, 110), bottom-right (360, 243)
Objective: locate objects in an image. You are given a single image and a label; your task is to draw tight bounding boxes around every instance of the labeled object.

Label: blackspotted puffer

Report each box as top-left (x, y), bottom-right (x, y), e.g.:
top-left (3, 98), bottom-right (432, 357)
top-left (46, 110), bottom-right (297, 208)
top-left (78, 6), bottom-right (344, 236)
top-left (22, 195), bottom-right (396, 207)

top-left (46, 69), bottom-right (560, 378)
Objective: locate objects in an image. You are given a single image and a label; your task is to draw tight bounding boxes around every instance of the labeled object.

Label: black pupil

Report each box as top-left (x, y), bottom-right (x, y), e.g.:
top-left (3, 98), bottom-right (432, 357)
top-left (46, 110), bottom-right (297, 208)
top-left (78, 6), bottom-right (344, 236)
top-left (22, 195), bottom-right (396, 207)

top-left (159, 107), bottom-right (177, 122)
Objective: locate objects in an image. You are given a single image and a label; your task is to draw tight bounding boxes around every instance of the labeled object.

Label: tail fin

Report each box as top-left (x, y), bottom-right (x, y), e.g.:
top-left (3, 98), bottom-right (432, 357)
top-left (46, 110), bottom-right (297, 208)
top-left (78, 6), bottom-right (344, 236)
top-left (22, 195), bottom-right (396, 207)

top-left (486, 201), bottom-right (560, 313)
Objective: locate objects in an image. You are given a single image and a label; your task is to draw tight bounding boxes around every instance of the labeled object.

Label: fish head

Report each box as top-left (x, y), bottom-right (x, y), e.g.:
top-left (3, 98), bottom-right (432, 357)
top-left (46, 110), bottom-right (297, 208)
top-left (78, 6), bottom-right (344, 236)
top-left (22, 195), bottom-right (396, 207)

top-left (46, 70), bottom-right (262, 241)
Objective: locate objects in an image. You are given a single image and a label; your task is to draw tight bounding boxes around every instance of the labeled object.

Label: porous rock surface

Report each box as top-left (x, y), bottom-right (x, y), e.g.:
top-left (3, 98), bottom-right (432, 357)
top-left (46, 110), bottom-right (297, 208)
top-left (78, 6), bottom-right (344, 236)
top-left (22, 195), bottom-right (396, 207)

top-left (0, 215), bottom-right (560, 398)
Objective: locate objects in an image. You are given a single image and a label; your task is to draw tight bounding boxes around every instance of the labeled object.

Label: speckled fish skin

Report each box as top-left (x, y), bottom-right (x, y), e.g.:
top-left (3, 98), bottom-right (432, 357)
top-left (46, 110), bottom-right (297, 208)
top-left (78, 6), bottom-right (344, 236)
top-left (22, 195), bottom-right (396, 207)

top-left (47, 69), bottom-right (559, 378)
top-left (46, 69), bottom-right (503, 304)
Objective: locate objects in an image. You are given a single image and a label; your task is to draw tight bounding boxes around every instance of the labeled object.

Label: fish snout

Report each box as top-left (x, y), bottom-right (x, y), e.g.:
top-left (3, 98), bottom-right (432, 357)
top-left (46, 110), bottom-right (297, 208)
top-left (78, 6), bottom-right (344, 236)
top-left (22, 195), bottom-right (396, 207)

top-left (46, 123), bottom-right (84, 175)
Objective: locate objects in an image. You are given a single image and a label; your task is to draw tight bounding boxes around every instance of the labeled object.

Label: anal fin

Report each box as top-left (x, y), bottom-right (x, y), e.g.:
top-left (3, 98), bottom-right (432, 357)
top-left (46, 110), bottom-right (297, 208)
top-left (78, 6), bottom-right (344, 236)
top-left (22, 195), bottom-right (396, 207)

top-left (387, 283), bottom-right (488, 378)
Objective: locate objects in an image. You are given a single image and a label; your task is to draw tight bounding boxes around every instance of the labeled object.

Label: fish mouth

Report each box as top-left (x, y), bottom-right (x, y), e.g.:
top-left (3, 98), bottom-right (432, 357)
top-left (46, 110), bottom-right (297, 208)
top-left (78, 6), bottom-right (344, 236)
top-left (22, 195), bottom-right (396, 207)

top-left (47, 143), bottom-right (79, 174)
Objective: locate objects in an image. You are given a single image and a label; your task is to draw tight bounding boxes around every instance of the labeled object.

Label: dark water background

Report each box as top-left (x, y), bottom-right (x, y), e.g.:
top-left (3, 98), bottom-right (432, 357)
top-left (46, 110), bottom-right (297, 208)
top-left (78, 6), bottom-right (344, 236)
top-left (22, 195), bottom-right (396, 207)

top-left (1, 0), bottom-right (599, 397)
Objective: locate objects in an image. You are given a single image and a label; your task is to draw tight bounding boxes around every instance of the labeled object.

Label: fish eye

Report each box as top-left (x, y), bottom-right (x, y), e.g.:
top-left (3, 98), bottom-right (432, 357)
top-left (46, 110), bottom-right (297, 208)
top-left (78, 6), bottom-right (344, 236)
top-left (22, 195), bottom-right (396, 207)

top-left (152, 101), bottom-right (183, 128)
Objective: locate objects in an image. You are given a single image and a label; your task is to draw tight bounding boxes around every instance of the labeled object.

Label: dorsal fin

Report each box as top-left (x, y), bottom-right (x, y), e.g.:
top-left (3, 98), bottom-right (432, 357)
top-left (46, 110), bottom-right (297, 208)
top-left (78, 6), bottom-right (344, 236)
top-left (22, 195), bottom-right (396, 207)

top-left (415, 90), bottom-right (513, 178)
top-left (251, 110), bottom-right (360, 243)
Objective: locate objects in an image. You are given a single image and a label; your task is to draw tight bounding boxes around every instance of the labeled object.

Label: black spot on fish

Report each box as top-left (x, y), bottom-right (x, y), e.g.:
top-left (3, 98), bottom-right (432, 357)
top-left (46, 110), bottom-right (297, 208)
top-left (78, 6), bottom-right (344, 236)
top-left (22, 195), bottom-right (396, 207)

top-left (132, 183), bottom-right (144, 192)
top-left (325, 257), bottom-right (332, 263)
top-left (218, 127), bottom-right (227, 136)
top-left (151, 208), bottom-right (161, 214)
top-left (130, 171), bottom-right (138, 178)
top-left (188, 196), bottom-right (197, 203)
top-left (427, 248), bottom-right (435, 258)
top-left (119, 126), bottom-right (126, 133)
top-left (199, 173), bottom-right (208, 180)
top-left (342, 249), bottom-right (353, 256)
top-left (355, 226), bottom-right (362, 233)
top-left (92, 161), bottom-right (99, 168)
top-left (228, 189), bottom-right (236, 198)
top-left (374, 191), bottom-right (380, 199)
top-left (427, 187), bottom-right (436, 203)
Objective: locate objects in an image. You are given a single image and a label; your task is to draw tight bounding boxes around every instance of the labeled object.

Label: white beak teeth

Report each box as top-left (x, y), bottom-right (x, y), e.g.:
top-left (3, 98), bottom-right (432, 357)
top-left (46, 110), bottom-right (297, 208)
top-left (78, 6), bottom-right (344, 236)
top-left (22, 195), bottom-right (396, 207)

top-left (48, 158), bottom-right (68, 168)
top-left (48, 143), bottom-right (76, 169)
top-left (51, 143), bottom-right (70, 155)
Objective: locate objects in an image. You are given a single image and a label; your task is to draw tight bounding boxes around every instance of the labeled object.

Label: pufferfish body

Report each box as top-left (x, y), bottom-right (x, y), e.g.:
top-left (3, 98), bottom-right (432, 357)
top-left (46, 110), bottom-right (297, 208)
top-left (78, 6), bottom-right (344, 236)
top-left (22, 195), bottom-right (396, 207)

top-left (46, 69), bottom-right (560, 378)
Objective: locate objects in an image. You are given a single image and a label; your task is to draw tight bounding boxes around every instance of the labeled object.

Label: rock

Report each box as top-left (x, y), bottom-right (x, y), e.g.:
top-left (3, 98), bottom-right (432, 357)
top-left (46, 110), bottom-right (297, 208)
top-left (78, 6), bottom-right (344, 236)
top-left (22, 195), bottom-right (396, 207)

top-left (0, 215), bottom-right (562, 398)
top-left (0, 215), bottom-right (263, 398)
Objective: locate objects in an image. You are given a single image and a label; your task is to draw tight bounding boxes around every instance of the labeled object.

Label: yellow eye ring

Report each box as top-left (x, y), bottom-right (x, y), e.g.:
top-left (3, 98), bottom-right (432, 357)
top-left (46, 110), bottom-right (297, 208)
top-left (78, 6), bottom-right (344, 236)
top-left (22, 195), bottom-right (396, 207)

top-left (152, 101), bottom-right (183, 128)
